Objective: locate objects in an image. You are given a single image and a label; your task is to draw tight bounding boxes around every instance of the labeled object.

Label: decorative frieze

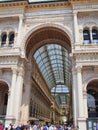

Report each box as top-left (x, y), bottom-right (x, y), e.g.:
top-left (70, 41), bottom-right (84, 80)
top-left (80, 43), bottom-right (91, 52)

top-left (75, 53), bottom-right (98, 62)
top-left (0, 9), bottom-right (24, 17)
top-left (0, 55), bottom-right (22, 67)
top-left (73, 4), bottom-right (98, 11)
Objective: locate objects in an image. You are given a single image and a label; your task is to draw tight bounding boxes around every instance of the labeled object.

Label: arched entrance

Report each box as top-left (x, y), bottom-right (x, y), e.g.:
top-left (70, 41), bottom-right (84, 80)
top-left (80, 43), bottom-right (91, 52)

top-left (87, 79), bottom-right (98, 130)
top-left (87, 79), bottom-right (98, 118)
top-left (0, 81), bottom-right (8, 123)
top-left (25, 26), bottom-right (72, 124)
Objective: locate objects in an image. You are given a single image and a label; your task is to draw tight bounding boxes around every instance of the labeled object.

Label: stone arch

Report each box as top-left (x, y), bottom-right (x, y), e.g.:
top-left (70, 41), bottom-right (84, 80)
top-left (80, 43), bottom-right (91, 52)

top-left (23, 23), bottom-right (73, 45)
top-left (0, 80), bottom-right (9, 116)
top-left (23, 23), bottom-right (72, 59)
top-left (83, 76), bottom-right (98, 92)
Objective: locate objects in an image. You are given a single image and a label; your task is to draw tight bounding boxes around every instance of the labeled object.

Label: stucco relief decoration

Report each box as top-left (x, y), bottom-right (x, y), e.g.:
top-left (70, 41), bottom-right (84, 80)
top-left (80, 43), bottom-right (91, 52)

top-left (24, 11), bottom-right (73, 32)
top-left (1, 27), bottom-right (14, 34)
top-left (0, 23), bottom-right (18, 34)
top-left (82, 67), bottom-right (94, 81)
top-left (78, 12), bottom-right (98, 26)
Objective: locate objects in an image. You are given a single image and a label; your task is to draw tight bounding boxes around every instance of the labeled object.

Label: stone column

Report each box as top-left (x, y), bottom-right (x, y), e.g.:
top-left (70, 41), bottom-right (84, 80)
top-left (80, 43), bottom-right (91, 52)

top-left (76, 66), bottom-right (87, 130)
top-left (14, 67), bottom-right (24, 124)
top-left (73, 11), bottom-right (79, 43)
top-left (21, 67), bottom-right (31, 124)
top-left (83, 91), bottom-right (88, 118)
top-left (72, 67), bottom-right (78, 126)
top-left (5, 68), bottom-right (17, 125)
top-left (76, 66), bottom-right (84, 117)
top-left (14, 33), bottom-right (17, 45)
top-left (16, 15), bottom-right (23, 46)
top-left (53, 109), bottom-right (55, 123)
top-left (90, 28), bottom-right (93, 43)
top-left (10, 68), bottom-right (18, 115)
top-left (6, 32), bottom-right (9, 47)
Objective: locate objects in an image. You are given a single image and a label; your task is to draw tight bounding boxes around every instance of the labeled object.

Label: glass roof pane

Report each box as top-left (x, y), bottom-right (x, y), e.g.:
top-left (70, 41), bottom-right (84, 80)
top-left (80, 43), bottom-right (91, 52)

top-left (34, 44), bottom-right (71, 106)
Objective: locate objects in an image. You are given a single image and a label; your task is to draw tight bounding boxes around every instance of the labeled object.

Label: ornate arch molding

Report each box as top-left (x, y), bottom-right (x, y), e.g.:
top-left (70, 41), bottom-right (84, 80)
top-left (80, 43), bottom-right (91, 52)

top-left (28, 39), bottom-right (70, 60)
top-left (83, 76), bottom-right (98, 92)
top-left (22, 23), bottom-right (72, 58)
top-left (83, 22), bottom-right (98, 29)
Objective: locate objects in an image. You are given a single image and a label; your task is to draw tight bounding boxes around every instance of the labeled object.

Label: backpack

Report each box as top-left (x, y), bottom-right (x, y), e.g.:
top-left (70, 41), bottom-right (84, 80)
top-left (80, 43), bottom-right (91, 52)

top-left (43, 126), bottom-right (47, 130)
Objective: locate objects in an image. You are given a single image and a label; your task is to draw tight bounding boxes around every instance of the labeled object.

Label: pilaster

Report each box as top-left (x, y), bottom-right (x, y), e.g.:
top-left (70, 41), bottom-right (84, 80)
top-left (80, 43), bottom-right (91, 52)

top-left (83, 91), bottom-right (88, 118)
top-left (72, 67), bottom-right (78, 126)
top-left (5, 68), bottom-right (18, 125)
top-left (73, 11), bottom-right (79, 44)
top-left (14, 67), bottom-right (24, 125)
top-left (16, 15), bottom-right (24, 46)
top-left (76, 65), bottom-right (84, 118)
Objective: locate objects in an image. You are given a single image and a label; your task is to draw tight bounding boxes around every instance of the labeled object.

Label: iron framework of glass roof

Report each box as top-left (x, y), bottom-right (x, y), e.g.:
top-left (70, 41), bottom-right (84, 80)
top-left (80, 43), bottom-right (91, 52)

top-left (34, 44), bottom-right (71, 106)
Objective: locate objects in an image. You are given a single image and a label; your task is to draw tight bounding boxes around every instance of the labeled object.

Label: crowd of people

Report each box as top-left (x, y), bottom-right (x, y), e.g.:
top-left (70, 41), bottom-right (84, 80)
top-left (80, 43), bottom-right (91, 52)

top-left (0, 121), bottom-right (78, 130)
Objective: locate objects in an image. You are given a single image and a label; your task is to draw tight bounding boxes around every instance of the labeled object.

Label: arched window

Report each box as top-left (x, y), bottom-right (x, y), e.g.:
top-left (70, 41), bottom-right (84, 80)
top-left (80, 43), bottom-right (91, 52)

top-left (92, 29), bottom-right (98, 44)
top-left (83, 29), bottom-right (90, 44)
top-left (87, 89), bottom-right (98, 118)
top-left (1, 33), bottom-right (7, 47)
top-left (9, 32), bottom-right (14, 47)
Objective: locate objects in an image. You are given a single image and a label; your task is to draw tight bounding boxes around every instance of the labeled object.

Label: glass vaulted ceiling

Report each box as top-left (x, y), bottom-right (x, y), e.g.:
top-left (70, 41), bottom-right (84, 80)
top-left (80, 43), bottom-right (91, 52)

top-left (34, 44), bottom-right (71, 106)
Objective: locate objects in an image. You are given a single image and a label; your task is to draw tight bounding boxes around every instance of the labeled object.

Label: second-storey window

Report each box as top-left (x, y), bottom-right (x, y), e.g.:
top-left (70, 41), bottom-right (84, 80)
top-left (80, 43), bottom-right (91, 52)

top-left (1, 33), bottom-right (7, 47)
top-left (9, 33), bottom-right (14, 47)
top-left (83, 29), bottom-right (90, 44)
top-left (92, 29), bottom-right (98, 44)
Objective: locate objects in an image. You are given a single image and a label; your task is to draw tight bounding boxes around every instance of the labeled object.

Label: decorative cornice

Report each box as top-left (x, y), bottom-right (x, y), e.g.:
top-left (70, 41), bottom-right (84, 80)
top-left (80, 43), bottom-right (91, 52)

top-left (0, 1), bottom-right (26, 8)
top-left (0, 0), bottom-right (98, 13)
top-left (0, 0), bottom-right (98, 14)
top-left (0, 1), bottom-right (71, 12)
top-left (25, 2), bottom-right (70, 12)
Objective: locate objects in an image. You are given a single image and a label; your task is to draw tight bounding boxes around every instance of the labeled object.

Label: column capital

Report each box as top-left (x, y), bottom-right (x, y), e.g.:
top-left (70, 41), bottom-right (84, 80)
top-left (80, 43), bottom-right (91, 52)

top-left (19, 14), bottom-right (24, 20)
top-left (11, 67), bottom-right (18, 74)
top-left (72, 65), bottom-right (82, 73)
top-left (73, 11), bottom-right (78, 15)
top-left (76, 65), bottom-right (82, 73)
top-left (18, 67), bottom-right (24, 77)
top-left (72, 67), bottom-right (77, 74)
